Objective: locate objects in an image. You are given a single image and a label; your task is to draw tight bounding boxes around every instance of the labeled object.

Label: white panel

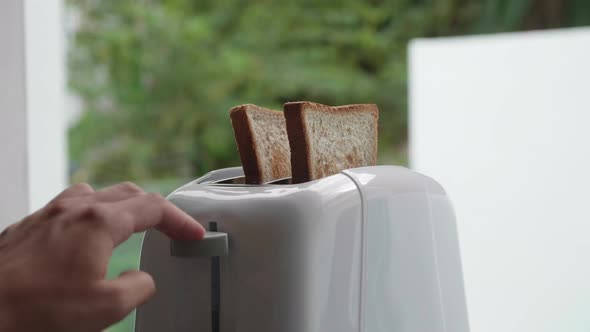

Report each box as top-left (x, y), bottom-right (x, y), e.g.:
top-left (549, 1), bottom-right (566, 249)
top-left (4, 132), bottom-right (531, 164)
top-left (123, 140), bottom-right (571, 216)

top-left (24, 0), bottom-right (67, 211)
top-left (0, 0), bottom-right (66, 227)
top-left (409, 27), bottom-right (590, 332)
top-left (0, 0), bottom-right (29, 226)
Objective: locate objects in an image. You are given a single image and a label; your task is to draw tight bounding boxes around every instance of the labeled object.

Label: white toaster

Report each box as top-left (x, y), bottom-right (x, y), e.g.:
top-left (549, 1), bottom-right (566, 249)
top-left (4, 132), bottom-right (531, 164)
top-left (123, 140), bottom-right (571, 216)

top-left (134, 165), bottom-right (470, 332)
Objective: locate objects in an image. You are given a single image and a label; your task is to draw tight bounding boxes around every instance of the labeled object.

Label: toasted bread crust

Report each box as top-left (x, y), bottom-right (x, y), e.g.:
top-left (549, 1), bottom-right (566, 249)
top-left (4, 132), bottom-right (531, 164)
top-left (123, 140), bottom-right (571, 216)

top-left (284, 101), bottom-right (379, 183)
top-left (283, 102), bottom-right (312, 184)
top-left (229, 105), bottom-right (261, 184)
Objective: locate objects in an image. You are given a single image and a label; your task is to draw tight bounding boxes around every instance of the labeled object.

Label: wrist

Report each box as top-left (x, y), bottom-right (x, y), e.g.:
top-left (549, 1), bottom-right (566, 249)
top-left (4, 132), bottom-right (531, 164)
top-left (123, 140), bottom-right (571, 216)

top-left (0, 295), bottom-right (16, 331)
top-left (0, 270), bottom-right (18, 331)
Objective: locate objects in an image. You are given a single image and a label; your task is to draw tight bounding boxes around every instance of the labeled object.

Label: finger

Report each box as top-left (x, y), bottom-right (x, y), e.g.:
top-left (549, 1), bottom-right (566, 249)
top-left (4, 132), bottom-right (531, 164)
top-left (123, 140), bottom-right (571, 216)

top-left (105, 193), bottom-right (205, 245)
top-left (97, 270), bottom-right (156, 327)
top-left (93, 182), bottom-right (144, 202)
top-left (51, 183), bottom-right (94, 201)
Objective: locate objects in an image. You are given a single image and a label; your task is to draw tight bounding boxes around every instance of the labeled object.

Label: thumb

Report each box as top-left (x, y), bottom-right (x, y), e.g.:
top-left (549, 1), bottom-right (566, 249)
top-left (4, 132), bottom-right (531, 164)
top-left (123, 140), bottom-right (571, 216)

top-left (99, 270), bottom-right (156, 325)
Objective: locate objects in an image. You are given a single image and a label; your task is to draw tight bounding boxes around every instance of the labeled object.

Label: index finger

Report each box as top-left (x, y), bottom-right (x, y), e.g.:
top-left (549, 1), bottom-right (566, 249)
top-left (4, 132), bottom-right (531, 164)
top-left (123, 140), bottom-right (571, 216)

top-left (105, 193), bottom-right (205, 245)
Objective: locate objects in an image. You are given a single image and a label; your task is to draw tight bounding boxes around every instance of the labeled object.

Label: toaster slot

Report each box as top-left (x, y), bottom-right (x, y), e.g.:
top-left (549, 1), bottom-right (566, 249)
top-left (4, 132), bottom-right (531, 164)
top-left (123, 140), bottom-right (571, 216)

top-left (265, 177), bottom-right (292, 185)
top-left (214, 176), bottom-right (246, 184)
top-left (210, 222), bottom-right (220, 332)
top-left (211, 176), bottom-right (293, 185)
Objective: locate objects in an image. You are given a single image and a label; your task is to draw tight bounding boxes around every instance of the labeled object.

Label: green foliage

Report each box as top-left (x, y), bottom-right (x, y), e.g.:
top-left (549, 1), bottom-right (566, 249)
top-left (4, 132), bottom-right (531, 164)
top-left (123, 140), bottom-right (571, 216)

top-left (68, 0), bottom-right (476, 183)
top-left (68, 0), bottom-right (590, 184)
top-left (68, 0), bottom-right (590, 183)
top-left (103, 233), bottom-right (143, 332)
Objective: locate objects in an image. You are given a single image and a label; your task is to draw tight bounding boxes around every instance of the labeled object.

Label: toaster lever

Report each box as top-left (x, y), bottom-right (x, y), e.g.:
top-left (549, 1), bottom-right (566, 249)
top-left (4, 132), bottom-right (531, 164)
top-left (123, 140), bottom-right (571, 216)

top-left (170, 231), bottom-right (228, 258)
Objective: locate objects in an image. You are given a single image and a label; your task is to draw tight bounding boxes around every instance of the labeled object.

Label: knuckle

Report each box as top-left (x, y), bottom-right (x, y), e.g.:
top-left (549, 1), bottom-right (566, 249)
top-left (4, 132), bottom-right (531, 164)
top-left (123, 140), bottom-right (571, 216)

top-left (146, 192), bottom-right (165, 204)
top-left (4, 222), bottom-right (20, 233)
top-left (116, 181), bottom-right (143, 194)
top-left (72, 182), bottom-right (93, 192)
top-left (44, 200), bottom-right (69, 217)
top-left (81, 204), bottom-right (109, 224)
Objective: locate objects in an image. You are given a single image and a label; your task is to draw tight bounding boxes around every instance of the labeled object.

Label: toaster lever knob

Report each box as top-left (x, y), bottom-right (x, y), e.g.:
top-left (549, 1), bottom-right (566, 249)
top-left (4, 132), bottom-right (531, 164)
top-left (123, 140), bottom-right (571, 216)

top-left (170, 231), bottom-right (228, 258)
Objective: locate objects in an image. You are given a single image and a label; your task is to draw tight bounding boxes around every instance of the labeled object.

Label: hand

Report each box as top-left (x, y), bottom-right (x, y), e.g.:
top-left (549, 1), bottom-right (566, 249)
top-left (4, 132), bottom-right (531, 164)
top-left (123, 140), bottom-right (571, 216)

top-left (0, 182), bottom-right (205, 332)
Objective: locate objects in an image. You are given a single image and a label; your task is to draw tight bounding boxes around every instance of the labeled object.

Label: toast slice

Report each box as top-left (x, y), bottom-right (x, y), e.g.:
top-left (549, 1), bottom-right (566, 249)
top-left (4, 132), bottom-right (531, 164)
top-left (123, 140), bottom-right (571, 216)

top-left (283, 101), bottom-right (378, 183)
top-left (229, 104), bottom-right (291, 184)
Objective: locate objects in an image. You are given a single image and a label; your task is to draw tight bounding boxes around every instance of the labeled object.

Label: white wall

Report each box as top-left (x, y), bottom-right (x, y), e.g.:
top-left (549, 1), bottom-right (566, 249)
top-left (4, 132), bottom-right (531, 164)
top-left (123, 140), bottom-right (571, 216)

top-left (0, 0), bottom-right (66, 228)
top-left (0, 1), bottom-right (29, 226)
top-left (409, 28), bottom-right (590, 332)
top-left (24, 0), bottom-right (67, 212)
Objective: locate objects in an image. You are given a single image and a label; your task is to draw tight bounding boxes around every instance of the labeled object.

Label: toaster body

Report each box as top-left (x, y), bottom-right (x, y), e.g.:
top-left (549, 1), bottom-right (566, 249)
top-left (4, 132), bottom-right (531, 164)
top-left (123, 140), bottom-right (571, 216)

top-left (135, 166), bottom-right (470, 332)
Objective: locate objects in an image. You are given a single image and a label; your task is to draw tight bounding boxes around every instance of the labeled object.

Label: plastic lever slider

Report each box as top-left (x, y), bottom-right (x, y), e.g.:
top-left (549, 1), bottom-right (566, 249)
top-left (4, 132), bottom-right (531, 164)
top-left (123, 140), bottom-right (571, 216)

top-left (170, 231), bottom-right (228, 258)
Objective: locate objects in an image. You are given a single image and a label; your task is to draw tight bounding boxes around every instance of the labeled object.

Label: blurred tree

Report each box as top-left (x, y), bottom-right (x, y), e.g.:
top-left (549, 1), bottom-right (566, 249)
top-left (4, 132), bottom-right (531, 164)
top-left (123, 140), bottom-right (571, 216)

top-left (68, 0), bottom-right (590, 184)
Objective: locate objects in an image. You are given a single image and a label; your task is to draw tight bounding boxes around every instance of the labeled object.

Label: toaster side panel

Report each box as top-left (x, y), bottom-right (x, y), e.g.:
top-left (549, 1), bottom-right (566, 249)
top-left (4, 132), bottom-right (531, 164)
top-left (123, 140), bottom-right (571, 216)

top-left (344, 166), bottom-right (470, 332)
top-left (135, 229), bottom-right (213, 332)
top-left (215, 177), bottom-right (363, 332)
top-left (364, 192), bottom-right (447, 332)
top-left (299, 177), bottom-right (363, 332)
top-left (141, 173), bottom-right (363, 332)
top-left (427, 193), bottom-right (470, 332)
top-left (170, 192), bottom-right (311, 332)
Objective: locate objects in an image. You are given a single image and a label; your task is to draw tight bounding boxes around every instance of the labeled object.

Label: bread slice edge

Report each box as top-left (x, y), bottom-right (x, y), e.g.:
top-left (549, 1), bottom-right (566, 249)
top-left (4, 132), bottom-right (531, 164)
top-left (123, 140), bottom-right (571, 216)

top-left (229, 104), bottom-right (263, 184)
top-left (283, 102), bottom-right (313, 184)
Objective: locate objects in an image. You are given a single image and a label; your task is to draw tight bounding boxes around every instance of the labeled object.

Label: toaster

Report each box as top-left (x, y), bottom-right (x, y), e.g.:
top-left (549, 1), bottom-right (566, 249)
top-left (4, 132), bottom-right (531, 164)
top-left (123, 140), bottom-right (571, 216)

top-left (134, 165), bottom-right (470, 332)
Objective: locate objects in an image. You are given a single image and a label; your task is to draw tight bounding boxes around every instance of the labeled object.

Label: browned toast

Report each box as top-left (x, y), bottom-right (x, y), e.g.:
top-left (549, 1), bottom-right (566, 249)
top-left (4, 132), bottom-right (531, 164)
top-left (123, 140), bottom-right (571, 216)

top-left (229, 104), bottom-right (291, 184)
top-left (283, 101), bottom-right (379, 183)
